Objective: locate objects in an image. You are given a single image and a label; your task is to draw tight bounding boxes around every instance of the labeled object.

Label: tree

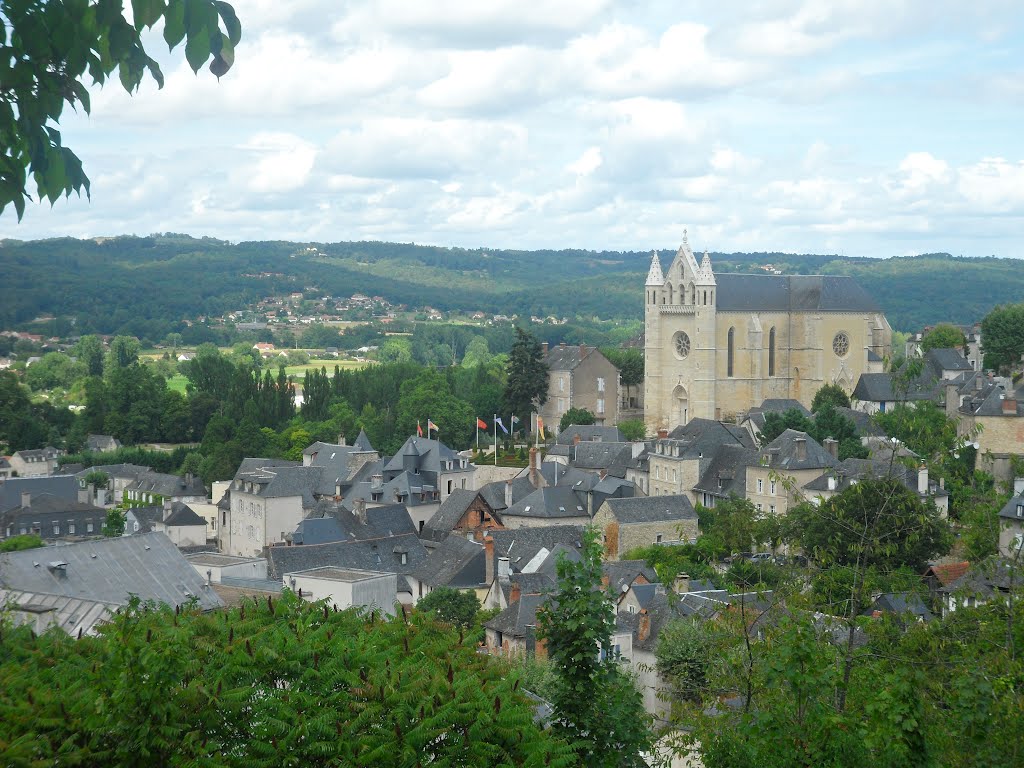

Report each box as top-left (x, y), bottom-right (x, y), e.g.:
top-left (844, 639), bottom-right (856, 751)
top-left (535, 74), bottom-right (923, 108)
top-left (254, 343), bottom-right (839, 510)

top-left (0, 533), bottom-right (44, 552)
top-left (920, 323), bottom-right (967, 353)
top-left (101, 508), bottom-right (125, 537)
top-left (74, 334), bottom-right (106, 377)
top-left (617, 419), bottom-right (646, 442)
top-left (504, 327), bottom-right (549, 420)
top-left (378, 338), bottom-right (412, 363)
top-left (981, 302), bottom-right (1024, 372)
top-left (536, 528), bottom-right (652, 767)
top-left (461, 336), bottom-right (491, 368)
top-left (656, 617), bottom-right (717, 704)
top-left (1, 0), bottom-right (241, 219)
top-left (811, 382), bottom-right (851, 413)
top-left (163, 332), bottom-right (184, 355)
top-left (106, 335), bottom-right (140, 370)
top-left (416, 587), bottom-right (481, 628)
top-left (0, 593), bottom-right (575, 767)
top-left (758, 408), bottom-right (815, 445)
top-left (559, 406), bottom-right (595, 434)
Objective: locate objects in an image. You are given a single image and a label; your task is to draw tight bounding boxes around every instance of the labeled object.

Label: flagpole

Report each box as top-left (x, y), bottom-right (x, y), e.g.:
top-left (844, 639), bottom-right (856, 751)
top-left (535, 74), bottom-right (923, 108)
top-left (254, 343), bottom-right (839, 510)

top-left (493, 414), bottom-right (498, 466)
top-left (476, 418), bottom-right (479, 450)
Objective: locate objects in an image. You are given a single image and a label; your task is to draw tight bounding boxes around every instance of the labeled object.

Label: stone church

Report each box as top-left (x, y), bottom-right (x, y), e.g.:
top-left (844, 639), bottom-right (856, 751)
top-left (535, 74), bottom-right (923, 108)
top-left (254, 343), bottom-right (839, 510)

top-left (644, 234), bottom-right (891, 432)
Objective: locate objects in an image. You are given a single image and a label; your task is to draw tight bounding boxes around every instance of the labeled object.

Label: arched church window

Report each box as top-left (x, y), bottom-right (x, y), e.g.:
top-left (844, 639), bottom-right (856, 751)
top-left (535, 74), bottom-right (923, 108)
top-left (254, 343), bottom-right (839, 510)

top-left (768, 327), bottom-right (776, 376)
top-left (667, 283), bottom-right (674, 304)
top-left (673, 331), bottom-right (691, 359)
top-left (727, 327), bottom-right (735, 377)
top-left (703, 290), bottom-right (707, 305)
top-left (689, 283), bottom-right (695, 304)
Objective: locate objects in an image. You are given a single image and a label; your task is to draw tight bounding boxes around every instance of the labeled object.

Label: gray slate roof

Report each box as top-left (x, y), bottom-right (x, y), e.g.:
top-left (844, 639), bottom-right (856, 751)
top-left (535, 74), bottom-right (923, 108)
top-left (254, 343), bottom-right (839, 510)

top-left (714, 273), bottom-right (880, 313)
top-left (693, 445), bottom-right (758, 498)
top-left (603, 560), bottom-right (658, 593)
top-left (128, 471), bottom-right (206, 498)
top-left (601, 495), bottom-right (697, 524)
top-left (556, 425), bottom-right (626, 445)
top-left (0, 475), bottom-right (78, 510)
top-left (266, 533), bottom-right (428, 590)
top-left (758, 429), bottom-right (837, 471)
top-left (410, 535), bottom-right (486, 588)
top-left (421, 489), bottom-right (494, 542)
top-left (126, 506), bottom-right (164, 534)
top-left (998, 494), bottom-right (1024, 521)
top-left (293, 501), bottom-right (415, 545)
top-left (803, 458), bottom-right (948, 498)
top-left (488, 526), bottom-right (585, 573)
top-left (503, 486), bottom-right (590, 521)
top-left (568, 442), bottom-right (633, 473)
top-left (0, 532), bottom-right (222, 612)
top-left (543, 344), bottom-right (608, 371)
top-left (163, 502), bottom-right (207, 527)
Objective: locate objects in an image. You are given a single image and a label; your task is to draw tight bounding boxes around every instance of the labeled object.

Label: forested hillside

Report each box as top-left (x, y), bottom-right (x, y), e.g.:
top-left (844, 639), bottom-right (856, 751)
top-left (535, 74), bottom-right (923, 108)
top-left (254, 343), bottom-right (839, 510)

top-left (1, 235), bottom-right (1020, 336)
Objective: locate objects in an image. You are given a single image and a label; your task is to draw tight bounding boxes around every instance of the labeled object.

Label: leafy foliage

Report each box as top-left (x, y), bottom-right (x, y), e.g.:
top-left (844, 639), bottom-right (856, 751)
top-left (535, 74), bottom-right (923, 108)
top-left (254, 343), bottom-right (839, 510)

top-left (980, 302), bottom-right (1024, 372)
top-left (101, 508), bottom-right (125, 537)
top-left (559, 407), bottom-right (595, 434)
top-left (536, 529), bottom-right (652, 767)
top-left (0, 533), bottom-right (44, 552)
top-left (920, 323), bottom-right (967, 353)
top-left (504, 328), bottom-right (549, 420)
top-left (0, 593), bottom-right (575, 767)
top-left (0, 0), bottom-right (240, 218)
top-left (810, 383), bottom-right (851, 413)
top-left (416, 587), bottom-right (481, 628)
top-left (617, 419), bottom-right (646, 441)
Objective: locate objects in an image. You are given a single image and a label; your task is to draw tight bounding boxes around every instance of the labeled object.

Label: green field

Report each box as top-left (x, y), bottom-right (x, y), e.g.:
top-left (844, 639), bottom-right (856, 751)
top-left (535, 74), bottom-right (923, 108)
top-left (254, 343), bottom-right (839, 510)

top-left (167, 374), bottom-right (188, 393)
top-left (285, 359), bottom-right (367, 380)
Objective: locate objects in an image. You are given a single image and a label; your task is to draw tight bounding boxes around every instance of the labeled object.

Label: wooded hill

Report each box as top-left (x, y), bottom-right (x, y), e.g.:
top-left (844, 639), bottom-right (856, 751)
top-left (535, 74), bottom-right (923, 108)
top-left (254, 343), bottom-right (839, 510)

top-left (1, 234), bottom-right (1020, 337)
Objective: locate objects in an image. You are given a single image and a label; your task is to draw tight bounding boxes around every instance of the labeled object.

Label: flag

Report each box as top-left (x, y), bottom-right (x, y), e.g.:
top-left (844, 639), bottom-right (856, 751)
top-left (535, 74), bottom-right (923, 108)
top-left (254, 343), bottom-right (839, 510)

top-left (428, 419), bottom-right (439, 433)
top-left (476, 417), bottom-right (488, 430)
top-left (510, 415), bottom-right (520, 426)
top-left (537, 415), bottom-right (546, 439)
top-left (416, 421), bottom-right (423, 437)
top-left (495, 417), bottom-right (508, 434)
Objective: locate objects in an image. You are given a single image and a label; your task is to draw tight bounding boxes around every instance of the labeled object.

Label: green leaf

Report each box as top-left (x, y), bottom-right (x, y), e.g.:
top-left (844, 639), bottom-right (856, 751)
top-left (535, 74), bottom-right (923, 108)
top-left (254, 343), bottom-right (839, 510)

top-left (184, 24), bottom-right (212, 72)
top-left (132, 0), bottom-right (166, 30)
top-left (215, 1), bottom-right (242, 45)
top-left (163, 0), bottom-right (187, 49)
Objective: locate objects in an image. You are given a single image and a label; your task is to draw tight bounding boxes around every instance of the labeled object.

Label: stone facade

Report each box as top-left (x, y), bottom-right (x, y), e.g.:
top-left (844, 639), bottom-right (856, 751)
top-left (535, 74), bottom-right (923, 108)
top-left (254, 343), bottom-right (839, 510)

top-left (644, 235), bottom-right (891, 432)
top-left (538, 343), bottom-right (620, 428)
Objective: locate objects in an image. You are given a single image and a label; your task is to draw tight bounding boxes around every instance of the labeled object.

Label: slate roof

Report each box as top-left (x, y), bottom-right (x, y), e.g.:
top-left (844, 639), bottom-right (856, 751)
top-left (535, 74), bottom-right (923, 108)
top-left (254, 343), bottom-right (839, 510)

top-left (485, 593), bottom-right (547, 638)
top-left (128, 471), bottom-right (206, 498)
top-left (960, 380), bottom-right (1024, 417)
top-left (603, 560), bottom-right (658, 593)
top-left (265, 533), bottom-right (428, 591)
top-left (939, 557), bottom-right (1016, 599)
top-left (73, 463), bottom-right (151, 483)
top-left (865, 592), bottom-right (933, 621)
top-left (293, 501), bottom-right (416, 545)
top-left (0, 475), bottom-right (78, 510)
top-left (616, 592), bottom-right (718, 652)
top-left (662, 418), bottom-right (756, 459)
top-left (928, 348), bottom-right (973, 372)
top-left (488, 526), bottom-right (585, 573)
top-left (503, 485), bottom-right (590, 521)
top-left (382, 437), bottom-right (466, 474)
top-left (854, 348), bottom-right (976, 405)
top-left (568, 442), bottom-right (634, 473)
top-left (544, 344), bottom-right (603, 371)
top-left (352, 429), bottom-right (374, 452)
top-left (997, 494), bottom-right (1024, 521)
top-left (478, 475), bottom-right (538, 511)
top-left (410, 535), bottom-right (486, 589)
top-left (126, 506), bottom-right (164, 534)
top-left (556, 425), bottom-right (626, 445)
top-left (714, 273), bottom-right (880, 313)
top-left (85, 434), bottom-right (121, 452)
top-left (803, 458), bottom-right (948, 498)
top-left (758, 429), bottom-right (837, 471)
top-left (693, 445), bottom-right (758, 499)
top-left (0, 589), bottom-right (122, 637)
top-left (421, 489), bottom-right (494, 542)
top-left (1, 492), bottom-right (102, 517)
top-left (0, 532), bottom-right (223, 614)
top-left (233, 465), bottom-right (321, 506)
top-left (2, 494), bottom-right (108, 540)
top-left (13, 447), bottom-right (62, 461)
top-left (163, 502), bottom-right (207, 527)
top-left (601, 495), bottom-right (697, 524)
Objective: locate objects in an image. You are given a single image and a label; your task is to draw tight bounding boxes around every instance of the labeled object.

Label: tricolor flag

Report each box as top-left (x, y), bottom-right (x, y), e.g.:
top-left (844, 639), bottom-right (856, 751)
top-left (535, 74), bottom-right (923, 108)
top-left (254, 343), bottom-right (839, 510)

top-left (416, 421), bottom-right (423, 437)
top-left (495, 417), bottom-right (509, 434)
top-left (510, 414), bottom-right (520, 427)
top-left (476, 417), bottom-right (488, 430)
top-left (537, 415), bottom-right (546, 439)
top-left (428, 419), bottom-right (439, 434)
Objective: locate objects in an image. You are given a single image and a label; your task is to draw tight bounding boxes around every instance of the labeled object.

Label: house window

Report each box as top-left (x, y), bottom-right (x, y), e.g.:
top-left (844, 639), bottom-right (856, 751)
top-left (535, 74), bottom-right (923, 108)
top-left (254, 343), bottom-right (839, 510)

top-left (559, 377), bottom-right (565, 392)
top-left (597, 377), bottom-right (605, 393)
top-left (133, 521), bottom-right (140, 532)
top-left (68, 522), bottom-right (76, 535)
top-left (1017, 504), bottom-right (1023, 518)
top-left (768, 327), bottom-right (776, 377)
top-left (756, 503), bottom-right (763, 512)
top-left (597, 398), bottom-right (605, 414)
top-left (52, 522), bottom-right (60, 535)
top-left (770, 480), bottom-right (777, 495)
top-left (769, 504), bottom-right (776, 515)
top-left (628, 605), bottom-right (635, 614)
top-left (757, 479), bottom-right (763, 493)
top-left (727, 328), bottom-right (735, 377)
top-left (401, 553), bottom-right (408, 565)
top-left (87, 520), bottom-right (94, 533)
top-left (656, 533), bottom-right (663, 543)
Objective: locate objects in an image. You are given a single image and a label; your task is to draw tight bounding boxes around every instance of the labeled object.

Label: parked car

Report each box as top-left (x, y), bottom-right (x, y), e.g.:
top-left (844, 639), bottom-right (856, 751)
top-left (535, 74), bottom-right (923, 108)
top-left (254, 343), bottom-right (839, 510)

top-left (747, 552), bottom-right (773, 562)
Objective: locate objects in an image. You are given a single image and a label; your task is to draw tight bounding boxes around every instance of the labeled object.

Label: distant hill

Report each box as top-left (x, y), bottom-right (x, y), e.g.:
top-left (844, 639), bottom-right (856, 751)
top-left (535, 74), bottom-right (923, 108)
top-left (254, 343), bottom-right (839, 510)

top-left (0, 235), bottom-right (1020, 337)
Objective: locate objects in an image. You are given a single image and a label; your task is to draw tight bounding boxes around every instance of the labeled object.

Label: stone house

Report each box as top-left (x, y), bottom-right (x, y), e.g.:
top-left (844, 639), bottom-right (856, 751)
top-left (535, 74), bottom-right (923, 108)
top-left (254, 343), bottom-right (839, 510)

top-left (1, 492), bottom-right (106, 540)
top-left (746, 429), bottom-right (837, 517)
top-left (593, 495), bottom-right (699, 560)
top-left (8, 447), bottom-right (64, 477)
top-left (538, 342), bottom-right (620, 428)
top-left (954, 378), bottom-right (1024, 488)
top-left (998, 492), bottom-right (1024, 558)
top-left (647, 418), bottom-right (755, 500)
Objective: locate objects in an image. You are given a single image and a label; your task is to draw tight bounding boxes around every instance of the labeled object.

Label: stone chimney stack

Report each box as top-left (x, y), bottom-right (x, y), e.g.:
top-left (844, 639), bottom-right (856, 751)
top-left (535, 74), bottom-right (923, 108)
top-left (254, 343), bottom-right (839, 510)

top-left (674, 573), bottom-right (690, 594)
top-left (638, 608), bottom-right (651, 644)
top-left (529, 447), bottom-right (539, 487)
top-left (163, 498), bottom-right (172, 521)
top-left (354, 496), bottom-right (367, 524)
top-left (510, 580), bottom-right (521, 605)
top-left (823, 438), bottom-right (839, 459)
top-left (338, 433), bottom-right (346, 446)
top-left (579, 343), bottom-right (589, 359)
top-left (504, 479), bottom-right (513, 508)
top-left (794, 437), bottom-right (807, 461)
top-left (541, 342), bottom-right (549, 355)
top-left (21, 491), bottom-right (30, 509)
top-left (918, 464), bottom-right (929, 495)
top-left (945, 382), bottom-right (960, 418)
top-left (498, 556), bottom-right (510, 582)
top-left (657, 428), bottom-right (668, 439)
top-left (484, 535), bottom-right (495, 582)
top-left (1002, 398), bottom-right (1017, 415)
top-left (573, 433), bottom-right (581, 445)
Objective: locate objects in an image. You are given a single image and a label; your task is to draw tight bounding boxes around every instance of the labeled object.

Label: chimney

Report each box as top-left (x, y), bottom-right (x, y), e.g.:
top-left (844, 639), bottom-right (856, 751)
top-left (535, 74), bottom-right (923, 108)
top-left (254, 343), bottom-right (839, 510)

top-left (827, 475), bottom-right (837, 491)
top-left (794, 437), bottom-right (806, 461)
top-left (823, 438), bottom-right (838, 459)
top-left (657, 428), bottom-right (668, 439)
top-left (559, 341), bottom-right (566, 348)
top-left (185, 472), bottom-right (194, 487)
top-left (541, 342), bottom-right (549, 355)
top-left (579, 343), bottom-right (588, 359)
top-left (529, 447), bottom-right (539, 487)
top-left (21, 491), bottom-right (30, 509)
top-left (599, 468), bottom-right (607, 480)
top-left (638, 609), bottom-right (651, 644)
top-left (484, 536), bottom-right (495, 582)
top-left (163, 498), bottom-right (172, 521)
top-left (338, 433), bottom-right (346, 446)
top-left (654, 583), bottom-right (666, 596)
top-left (945, 382), bottom-right (959, 418)
top-left (1002, 398), bottom-right (1017, 415)
top-left (573, 433), bottom-right (581, 445)
top-left (510, 580), bottom-right (521, 605)
top-left (353, 496), bottom-right (367, 524)
top-left (918, 464), bottom-right (929, 495)
top-left (497, 556), bottom-right (510, 582)
top-left (674, 573), bottom-right (690, 594)
top-left (78, 485), bottom-right (90, 504)
top-left (371, 473), bottom-right (383, 489)
top-left (504, 479), bottom-right (513, 508)
top-left (939, 476), bottom-right (945, 490)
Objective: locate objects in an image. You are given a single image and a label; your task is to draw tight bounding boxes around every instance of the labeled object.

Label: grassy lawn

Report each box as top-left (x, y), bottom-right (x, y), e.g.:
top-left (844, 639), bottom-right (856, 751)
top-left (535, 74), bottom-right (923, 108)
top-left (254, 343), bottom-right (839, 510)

top-left (166, 374), bottom-right (189, 393)
top-left (284, 359), bottom-right (367, 379)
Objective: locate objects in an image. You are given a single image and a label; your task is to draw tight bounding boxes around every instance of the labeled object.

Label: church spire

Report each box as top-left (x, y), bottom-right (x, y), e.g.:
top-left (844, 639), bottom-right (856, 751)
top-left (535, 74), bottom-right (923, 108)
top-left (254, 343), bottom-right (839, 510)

top-left (645, 251), bottom-right (665, 286)
top-left (698, 249), bottom-right (716, 284)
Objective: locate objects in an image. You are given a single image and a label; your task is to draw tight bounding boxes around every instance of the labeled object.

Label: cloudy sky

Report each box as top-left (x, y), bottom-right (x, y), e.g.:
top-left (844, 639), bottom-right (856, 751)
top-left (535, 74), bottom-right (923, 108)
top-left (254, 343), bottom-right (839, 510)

top-left (4, 0), bottom-right (1024, 258)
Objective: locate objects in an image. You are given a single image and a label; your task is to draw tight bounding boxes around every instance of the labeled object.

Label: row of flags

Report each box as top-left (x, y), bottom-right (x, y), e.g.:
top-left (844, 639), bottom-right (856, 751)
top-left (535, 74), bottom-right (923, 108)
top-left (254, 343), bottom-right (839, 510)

top-left (417, 414), bottom-right (548, 442)
top-left (415, 419), bottom-right (439, 438)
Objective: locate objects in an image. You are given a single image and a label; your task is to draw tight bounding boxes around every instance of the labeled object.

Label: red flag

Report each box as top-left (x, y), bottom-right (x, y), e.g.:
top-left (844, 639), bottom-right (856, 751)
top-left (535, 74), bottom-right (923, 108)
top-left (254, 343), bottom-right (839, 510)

top-left (416, 421), bottom-right (423, 437)
top-left (428, 419), bottom-right (439, 433)
top-left (476, 417), bottom-right (487, 430)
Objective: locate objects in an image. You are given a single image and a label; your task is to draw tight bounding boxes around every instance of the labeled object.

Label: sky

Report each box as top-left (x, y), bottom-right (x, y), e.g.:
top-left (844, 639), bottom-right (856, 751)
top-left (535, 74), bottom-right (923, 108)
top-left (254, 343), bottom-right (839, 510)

top-left (3, 0), bottom-right (1024, 258)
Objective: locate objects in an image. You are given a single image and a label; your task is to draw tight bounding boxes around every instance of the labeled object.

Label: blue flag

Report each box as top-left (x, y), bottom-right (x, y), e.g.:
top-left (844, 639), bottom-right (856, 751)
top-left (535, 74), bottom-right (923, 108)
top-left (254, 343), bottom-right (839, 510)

top-left (495, 417), bottom-right (509, 434)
